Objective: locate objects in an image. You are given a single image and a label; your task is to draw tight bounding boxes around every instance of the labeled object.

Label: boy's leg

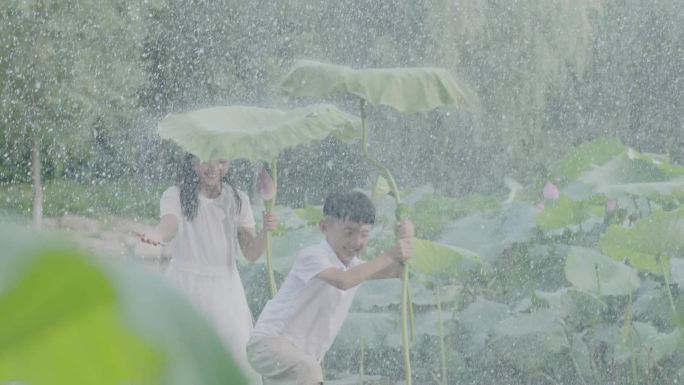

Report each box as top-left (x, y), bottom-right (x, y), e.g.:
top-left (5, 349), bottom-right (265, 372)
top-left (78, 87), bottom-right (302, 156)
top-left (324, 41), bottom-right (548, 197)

top-left (247, 336), bottom-right (323, 385)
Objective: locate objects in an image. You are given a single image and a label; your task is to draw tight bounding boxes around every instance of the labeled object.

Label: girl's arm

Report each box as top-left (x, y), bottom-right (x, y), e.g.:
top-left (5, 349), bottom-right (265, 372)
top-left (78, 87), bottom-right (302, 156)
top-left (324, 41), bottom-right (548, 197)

top-left (238, 211), bottom-right (279, 262)
top-left (139, 214), bottom-right (179, 246)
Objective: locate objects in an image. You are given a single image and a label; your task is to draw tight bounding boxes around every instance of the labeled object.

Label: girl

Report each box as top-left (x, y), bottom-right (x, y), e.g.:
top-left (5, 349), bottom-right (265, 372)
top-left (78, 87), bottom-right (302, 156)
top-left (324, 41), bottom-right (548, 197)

top-left (140, 153), bottom-right (278, 384)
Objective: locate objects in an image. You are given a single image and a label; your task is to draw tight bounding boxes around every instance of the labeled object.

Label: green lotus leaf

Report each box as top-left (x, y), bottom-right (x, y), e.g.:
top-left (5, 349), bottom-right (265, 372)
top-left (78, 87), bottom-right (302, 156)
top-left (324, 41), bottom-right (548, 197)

top-left (411, 193), bottom-right (499, 240)
top-left (280, 60), bottom-right (471, 113)
top-left (599, 208), bottom-right (684, 274)
top-left (489, 310), bottom-right (569, 372)
top-left (411, 238), bottom-right (480, 278)
top-left (569, 332), bottom-right (593, 381)
top-left (268, 225), bottom-right (323, 274)
top-left (0, 225), bottom-right (245, 385)
top-left (671, 258), bottom-right (684, 286)
top-left (614, 322), bottom-right (682, 370)
top-left (335, 312), bottom-right (397, 350)
top-left (385, 308), bottom-right (458, 348)
top-left (439, 202), bottom-right (538, 264)
top-left (352, 279), bottom-right (402, 310)
top-left (552, 138), bottom-right (627, 181)
top-left (564, 246), bottom-right (640, 296)
top-left (578, 148), bottom-right (684, 198)
top-left (456, 298), bottom-right (510, 356)
top-left (535, 195), bottom-right (592, 231)
top-left (292, 205), bottom-right (324, 226)
top-left (158, 104), bottom-right (361, 162)
top-left (533, 288), bottom-right (606, 328)
top-left (409, 282), bottom-right (461, 306)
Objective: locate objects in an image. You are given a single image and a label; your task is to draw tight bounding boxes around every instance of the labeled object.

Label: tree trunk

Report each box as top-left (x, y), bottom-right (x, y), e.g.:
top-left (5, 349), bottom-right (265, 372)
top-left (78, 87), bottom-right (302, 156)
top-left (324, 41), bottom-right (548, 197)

top-left (32, 130), bottom-right (43, 228)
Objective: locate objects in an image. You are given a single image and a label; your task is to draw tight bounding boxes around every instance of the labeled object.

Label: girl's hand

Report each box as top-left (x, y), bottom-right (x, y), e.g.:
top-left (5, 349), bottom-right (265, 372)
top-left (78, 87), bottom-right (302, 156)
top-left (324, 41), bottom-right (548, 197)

top-left (262, 211), bottom-right (280, 232)
top-left (136, 230), bottom-right (164, 246)
top-left (395, 219), bottom-right (415, 239)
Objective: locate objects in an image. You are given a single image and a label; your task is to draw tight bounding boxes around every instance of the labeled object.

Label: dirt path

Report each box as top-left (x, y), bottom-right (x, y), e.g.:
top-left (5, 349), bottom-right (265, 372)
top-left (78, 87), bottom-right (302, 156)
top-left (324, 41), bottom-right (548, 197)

top-left (43, 214), bottom-right (171, 272)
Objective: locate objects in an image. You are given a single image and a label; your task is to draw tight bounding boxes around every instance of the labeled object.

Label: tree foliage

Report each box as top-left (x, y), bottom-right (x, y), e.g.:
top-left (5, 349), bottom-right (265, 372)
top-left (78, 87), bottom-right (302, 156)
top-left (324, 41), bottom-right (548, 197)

top-left (1, 0), bottom-right (682, 209)
top-left (0, 1), bottom-right (147, 182)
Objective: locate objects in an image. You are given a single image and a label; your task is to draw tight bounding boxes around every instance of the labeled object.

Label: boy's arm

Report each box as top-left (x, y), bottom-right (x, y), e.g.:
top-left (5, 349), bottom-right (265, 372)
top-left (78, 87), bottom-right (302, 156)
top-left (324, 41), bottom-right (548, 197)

top-left (317, 238), bottom-right (411, 290)
top-left (370, 261), bottom-right (405, 279)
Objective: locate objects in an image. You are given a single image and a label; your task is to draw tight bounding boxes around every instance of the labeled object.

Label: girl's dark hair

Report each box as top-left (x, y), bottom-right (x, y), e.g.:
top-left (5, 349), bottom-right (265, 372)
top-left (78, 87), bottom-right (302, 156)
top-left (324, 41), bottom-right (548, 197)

top-left (178, 153), bottom-right (242, 221)
top-left (323, 191), bottom-right (375, 224)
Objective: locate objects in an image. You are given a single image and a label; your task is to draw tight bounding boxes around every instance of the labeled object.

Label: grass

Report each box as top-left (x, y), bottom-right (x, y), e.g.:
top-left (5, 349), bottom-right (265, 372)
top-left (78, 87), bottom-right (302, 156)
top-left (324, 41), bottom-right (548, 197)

top-left (0, 177), bottom-right (169, 222)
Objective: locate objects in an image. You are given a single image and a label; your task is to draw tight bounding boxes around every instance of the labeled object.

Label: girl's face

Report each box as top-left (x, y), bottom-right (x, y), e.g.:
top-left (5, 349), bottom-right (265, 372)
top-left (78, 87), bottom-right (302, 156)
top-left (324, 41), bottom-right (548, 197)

top-left (193, 158), bottom-right (230, 188)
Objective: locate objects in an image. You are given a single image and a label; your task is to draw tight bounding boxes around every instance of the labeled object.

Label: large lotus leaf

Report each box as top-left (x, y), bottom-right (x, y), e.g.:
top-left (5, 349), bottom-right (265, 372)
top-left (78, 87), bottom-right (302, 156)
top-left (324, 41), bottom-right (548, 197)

top-left (386, 308), bottom-right (457, 348)
top-left (599, 208), bottom-right (684, 274)
top-left (280, 60), bottom-right (470, 113)
top-left (533, 288), bottom-right (605, 328)
top-left (353, 277), bottom-right (460, 311)
top-left (411, 238), bottom-right (480, 279)
top-left (455, 298), bottom-right (510, 356)
top-left (671, 257), bottom-right (684, 286)
top-left (569, 332), bottom-right (593, 381)
top-left (439, 202), bottom-right (537, 264)
top-left (0, 225), bottom-right (245, 385)
top-left (551, 138), bottom-right (627, 181)
top-left (292, 205), bottom-right (324, 226)
top-left (352, 279), bottom-right (402, 310)
top-left (535, 195), bottom-right (591, 231)
top-left (409, 281), bottom-right (461, 306)
top-left (326, 373), bottom-right (386, 385)
top-left (158, 104), bottom-right (361, 162)
top-left (565, 247), bottom-right (640, 296)
top-left (334, 312), bottom-right (397, 350)
top-left (411, 308), bottom-right (457, 338)
top-left (268, 224), bottom-right (323, 274)
top-left (632, 278), bottom-right (679, 329)
top-left (578, 148), bottom-right (684, 198)
top-left (488, 310), bottom-right (569, 372)
top-left (412, 192), bottom-right (500, 240)
top-left (613, 322), bottom-right (682, 370)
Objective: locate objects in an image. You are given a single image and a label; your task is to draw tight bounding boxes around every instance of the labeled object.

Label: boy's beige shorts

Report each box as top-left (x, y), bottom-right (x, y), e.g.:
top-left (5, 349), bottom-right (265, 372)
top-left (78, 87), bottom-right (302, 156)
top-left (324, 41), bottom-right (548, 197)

top-left (246, 336), bottom-right (323, 385)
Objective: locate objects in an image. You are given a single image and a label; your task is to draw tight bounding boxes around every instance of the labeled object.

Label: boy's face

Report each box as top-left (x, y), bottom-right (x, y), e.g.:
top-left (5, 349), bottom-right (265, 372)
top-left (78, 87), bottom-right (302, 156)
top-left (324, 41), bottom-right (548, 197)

top-left (320, 217), bottom-right (372, 265)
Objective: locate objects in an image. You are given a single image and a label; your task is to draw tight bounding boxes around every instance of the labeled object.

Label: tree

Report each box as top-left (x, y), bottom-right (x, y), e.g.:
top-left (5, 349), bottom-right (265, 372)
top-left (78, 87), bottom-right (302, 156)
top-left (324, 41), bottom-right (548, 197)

top-left (0, 1), bottom-right (146, 227)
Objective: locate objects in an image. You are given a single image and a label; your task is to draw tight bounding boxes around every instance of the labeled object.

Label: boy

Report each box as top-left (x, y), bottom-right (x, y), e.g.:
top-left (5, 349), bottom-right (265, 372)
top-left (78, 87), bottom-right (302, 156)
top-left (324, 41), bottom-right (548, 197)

top-left (247, 191), bottom-right (413, 385)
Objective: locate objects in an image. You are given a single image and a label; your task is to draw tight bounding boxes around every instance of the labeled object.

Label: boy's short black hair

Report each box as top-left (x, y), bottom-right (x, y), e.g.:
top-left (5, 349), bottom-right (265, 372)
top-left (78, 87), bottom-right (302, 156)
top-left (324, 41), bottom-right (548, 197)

top-left (323, 192), bottom-right (375, 225)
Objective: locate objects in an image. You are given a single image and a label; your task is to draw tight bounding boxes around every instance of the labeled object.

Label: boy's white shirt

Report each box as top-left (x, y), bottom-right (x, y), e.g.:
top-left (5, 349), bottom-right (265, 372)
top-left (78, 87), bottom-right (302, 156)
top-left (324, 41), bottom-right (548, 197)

top-left (251, 239), bottom-right (363, 362)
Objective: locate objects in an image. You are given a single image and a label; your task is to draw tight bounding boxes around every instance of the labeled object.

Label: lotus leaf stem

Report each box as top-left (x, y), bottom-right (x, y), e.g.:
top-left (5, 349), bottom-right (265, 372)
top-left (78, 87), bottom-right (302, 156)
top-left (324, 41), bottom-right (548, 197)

top-left (437, 287), bottom-right (448, 385)
top-left (265, 159), bottom-right (278, 298)
top-left (359, 99), bottom-right (412, 385)
top-left (359, 336), bottom-right (365, 385)
top-left (659, 255), bottom-right (678, 321)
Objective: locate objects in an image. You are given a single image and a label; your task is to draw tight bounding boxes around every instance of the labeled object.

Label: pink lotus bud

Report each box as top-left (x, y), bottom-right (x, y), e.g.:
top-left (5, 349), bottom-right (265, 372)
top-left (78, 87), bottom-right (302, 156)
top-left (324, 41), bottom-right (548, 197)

top-left (534, 202), bottom-right (545, 212)
top-left (255, 165), bottom-right (276, 201)
top-left (543, 181), bottom-right (560, 201)
top-left (606, 200), bottom-right (617, 213)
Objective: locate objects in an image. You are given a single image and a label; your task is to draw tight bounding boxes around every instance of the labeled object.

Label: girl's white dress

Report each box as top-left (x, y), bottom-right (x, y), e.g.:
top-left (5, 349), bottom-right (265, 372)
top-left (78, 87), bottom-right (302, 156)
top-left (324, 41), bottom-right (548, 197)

top-left (160, 185), bottom-right (261, 384)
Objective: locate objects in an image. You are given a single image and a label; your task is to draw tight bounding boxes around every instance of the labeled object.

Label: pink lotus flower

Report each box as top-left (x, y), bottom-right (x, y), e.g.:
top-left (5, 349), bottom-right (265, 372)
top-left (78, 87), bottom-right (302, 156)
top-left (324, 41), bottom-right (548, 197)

top-left (255, 165), bottom-right (276, 201)
top-left (534, 202), bottom-right (545, 212)
top-left (606, 200), bottom-right (618, 213)
top-left (543, 181), bottom-right (560, 201)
